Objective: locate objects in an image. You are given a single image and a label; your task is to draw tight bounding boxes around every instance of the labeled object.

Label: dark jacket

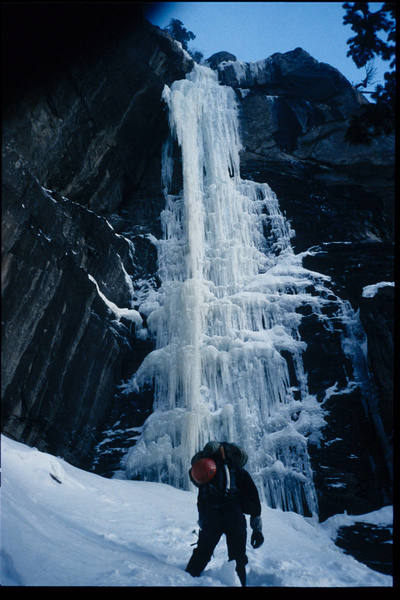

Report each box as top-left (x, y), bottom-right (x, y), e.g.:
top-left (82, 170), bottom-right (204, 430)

top-left (189, 444), bottom-right (261, 520)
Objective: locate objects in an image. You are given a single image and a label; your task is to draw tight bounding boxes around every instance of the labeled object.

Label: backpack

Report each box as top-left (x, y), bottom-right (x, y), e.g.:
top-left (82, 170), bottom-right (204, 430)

top-left (191, 441), bottom-right (248, 505)
top-left (191, 441), bottom-right (248, 469)
top-left (191, 441), bottom-right (260, 516)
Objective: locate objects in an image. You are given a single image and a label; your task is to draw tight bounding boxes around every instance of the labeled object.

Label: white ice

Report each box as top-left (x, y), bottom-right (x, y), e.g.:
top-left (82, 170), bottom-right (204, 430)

top-left (121, 64), bottom-right (379, 521)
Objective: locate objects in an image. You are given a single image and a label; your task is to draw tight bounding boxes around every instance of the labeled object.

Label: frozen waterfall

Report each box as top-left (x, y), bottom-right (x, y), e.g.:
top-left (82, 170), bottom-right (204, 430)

top-left (121, 64), bottom-right (334, 517)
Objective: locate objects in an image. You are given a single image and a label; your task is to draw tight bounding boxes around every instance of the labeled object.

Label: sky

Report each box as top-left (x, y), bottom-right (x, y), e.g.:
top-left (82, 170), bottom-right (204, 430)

top-left (144, 2), bottom-right (389, 89)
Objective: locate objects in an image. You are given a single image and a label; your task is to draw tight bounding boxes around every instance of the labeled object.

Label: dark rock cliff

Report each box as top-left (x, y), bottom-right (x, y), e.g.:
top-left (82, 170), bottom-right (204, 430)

top-left (210, 48), bottom-right (394, 519)
top-left (2, 5), bottom-right (193, 468)
top-left (2, 5), bottom-right (394, 531)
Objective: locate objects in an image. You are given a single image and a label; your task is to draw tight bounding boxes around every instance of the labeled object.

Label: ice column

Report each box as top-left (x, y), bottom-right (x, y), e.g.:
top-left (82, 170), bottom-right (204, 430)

top-left (122, 64), bottom-right (326, 517)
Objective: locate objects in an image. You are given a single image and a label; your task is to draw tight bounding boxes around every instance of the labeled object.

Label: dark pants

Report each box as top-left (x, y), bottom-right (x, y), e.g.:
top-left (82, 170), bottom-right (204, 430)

top-left (185, 503), bottom-right (248, 586)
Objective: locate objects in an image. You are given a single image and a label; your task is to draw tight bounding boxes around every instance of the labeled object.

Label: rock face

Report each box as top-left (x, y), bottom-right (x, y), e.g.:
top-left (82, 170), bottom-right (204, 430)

top-left (1, 6), bottom-right (193, 468)
top-left (2, 7), bottom-right (393, 533)
top-left (205, 51), bottom-right (237, 69)
top-left (209, 49), bottom-right (394, 519)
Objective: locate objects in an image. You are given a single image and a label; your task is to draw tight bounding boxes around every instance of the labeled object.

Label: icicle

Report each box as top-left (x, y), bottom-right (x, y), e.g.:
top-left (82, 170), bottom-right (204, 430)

top-left (122, 64), bottom-right (333, 516)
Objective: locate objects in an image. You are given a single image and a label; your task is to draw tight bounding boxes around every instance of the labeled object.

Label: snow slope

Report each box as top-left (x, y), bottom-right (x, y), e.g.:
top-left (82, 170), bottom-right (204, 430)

top-left (1, 435), bottom-right (392, 587)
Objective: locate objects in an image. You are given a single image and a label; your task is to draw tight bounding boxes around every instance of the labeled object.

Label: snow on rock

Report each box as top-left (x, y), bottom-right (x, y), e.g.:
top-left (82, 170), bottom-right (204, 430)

top-left (88, 274), bottom-right (143, 326)
top-left (1, 435), bottom-right (392, 587)
top-left (362, 281), bottom-right (394, 298)
top-left (320, 506), bottom-right (393, 540)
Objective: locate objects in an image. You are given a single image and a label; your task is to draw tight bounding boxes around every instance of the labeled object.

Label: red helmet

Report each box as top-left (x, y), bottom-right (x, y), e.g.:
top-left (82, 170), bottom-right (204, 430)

top-left (191, 458), bottom-right (217, 484)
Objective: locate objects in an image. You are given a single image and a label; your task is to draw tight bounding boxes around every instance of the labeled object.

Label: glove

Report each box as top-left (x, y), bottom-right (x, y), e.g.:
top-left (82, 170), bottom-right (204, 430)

top-left (250, 515), bottom-right (264, 549)
top-left (251, 530), bottom-right (264, 548)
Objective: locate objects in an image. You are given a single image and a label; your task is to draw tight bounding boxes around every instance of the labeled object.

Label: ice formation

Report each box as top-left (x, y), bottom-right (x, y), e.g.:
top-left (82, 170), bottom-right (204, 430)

top-left (120, 64), bottom-right (370, 518)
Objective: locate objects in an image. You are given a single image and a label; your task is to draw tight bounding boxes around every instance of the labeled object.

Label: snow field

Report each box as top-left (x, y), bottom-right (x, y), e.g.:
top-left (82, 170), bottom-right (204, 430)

top-left (1, 436), bottom-right (392, 587)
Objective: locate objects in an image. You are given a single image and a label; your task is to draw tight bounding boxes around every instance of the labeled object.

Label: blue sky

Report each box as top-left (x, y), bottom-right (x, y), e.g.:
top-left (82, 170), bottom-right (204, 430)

top-left (144, 2), bottom-right (389, 88)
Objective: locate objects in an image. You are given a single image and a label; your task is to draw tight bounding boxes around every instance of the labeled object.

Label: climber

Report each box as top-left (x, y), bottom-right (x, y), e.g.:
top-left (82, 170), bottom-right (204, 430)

top-left (185, 441), bottom-right (264, 587)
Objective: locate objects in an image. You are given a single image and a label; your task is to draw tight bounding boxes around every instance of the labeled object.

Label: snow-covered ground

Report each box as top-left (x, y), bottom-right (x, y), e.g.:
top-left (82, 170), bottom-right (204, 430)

top-left (1, 435), bottom-right (393, 587)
